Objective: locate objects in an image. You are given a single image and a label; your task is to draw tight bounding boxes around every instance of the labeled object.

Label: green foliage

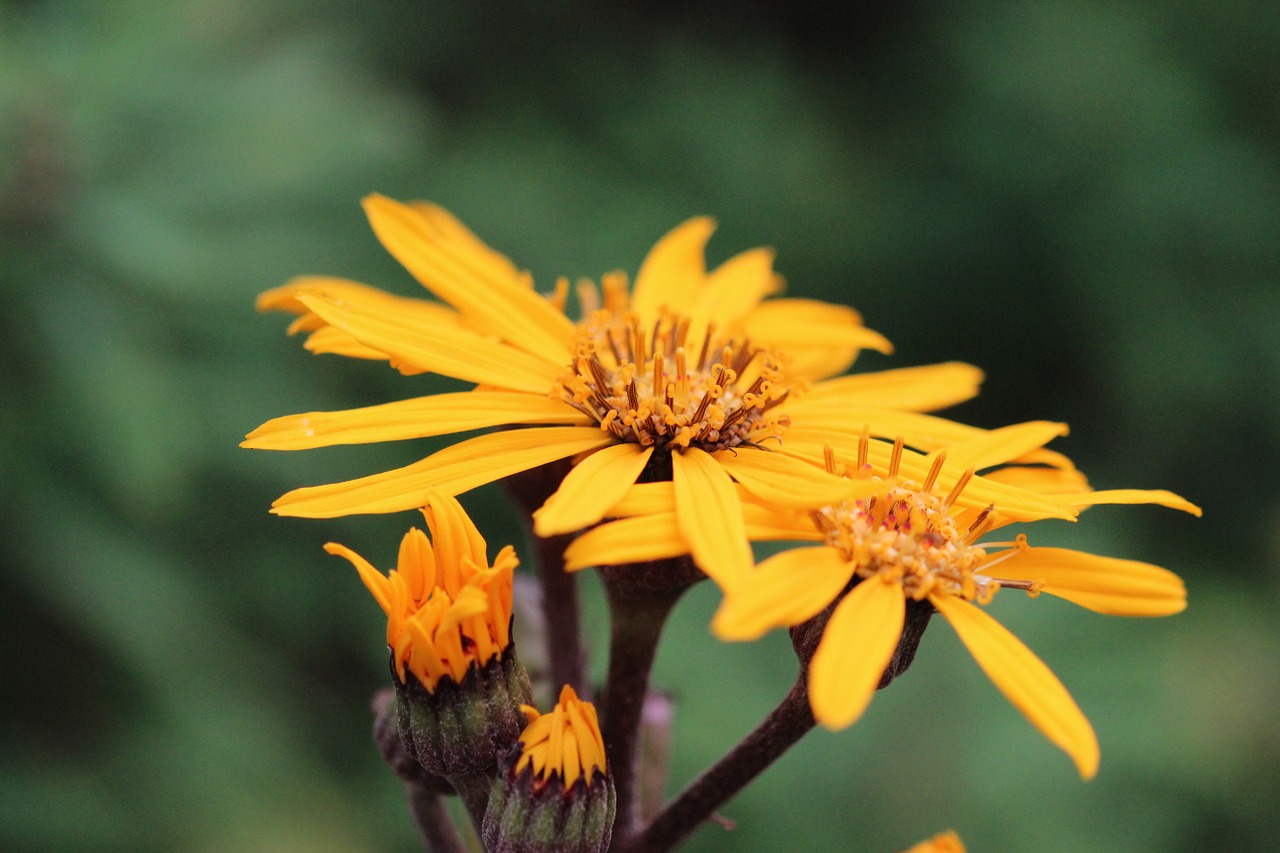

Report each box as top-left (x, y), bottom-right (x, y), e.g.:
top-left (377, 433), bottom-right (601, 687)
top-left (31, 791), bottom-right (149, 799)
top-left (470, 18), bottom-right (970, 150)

top-left (2, 1), bottom-right (1275, 850)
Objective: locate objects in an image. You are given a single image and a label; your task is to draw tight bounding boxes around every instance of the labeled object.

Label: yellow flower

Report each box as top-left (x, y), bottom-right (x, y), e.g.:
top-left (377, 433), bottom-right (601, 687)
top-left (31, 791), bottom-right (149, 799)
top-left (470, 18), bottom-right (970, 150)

top-left (566, 425), bottom-right (1199, 779)
top-left (515, 685), bottom-right (607, 790)
top-left (325, 490), bottom-right (517, 691)
top-left (245, 195), bottom-right (988, 586)
top-left (901, 831), bottom-right (966, 853)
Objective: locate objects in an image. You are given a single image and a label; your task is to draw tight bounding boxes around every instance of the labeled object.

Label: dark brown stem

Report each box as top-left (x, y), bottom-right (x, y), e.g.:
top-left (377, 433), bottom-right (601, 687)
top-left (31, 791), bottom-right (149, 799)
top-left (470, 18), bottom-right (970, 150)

top-left (533, 530), bottom-right (586, 695)
top-left (598, 558), bottom-right (703, 846)
top-left (505, 460), bottom-right (587, 696)
top-left (616, 675), bottom-right (816, 853)
top-left (445, 771), bottom-right (494, 839)
top-left (405, 783), bottom-right (468, 853)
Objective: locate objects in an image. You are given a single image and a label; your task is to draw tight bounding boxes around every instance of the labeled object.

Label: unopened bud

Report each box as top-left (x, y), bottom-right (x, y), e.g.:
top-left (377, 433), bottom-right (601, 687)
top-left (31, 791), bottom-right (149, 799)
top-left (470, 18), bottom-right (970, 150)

top-left (484, 686), bottom-right (615, 853)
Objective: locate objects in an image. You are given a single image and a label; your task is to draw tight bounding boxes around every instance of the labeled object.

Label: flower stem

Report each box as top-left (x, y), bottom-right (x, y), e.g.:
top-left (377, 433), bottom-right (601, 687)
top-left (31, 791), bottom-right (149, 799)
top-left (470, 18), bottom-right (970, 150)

top-left (404, 783), bottom-right (468, 853)
top-left (598, 557), bottom-right (703, 845)
top-left (445, 771), bottom-right (494, 838)
top-left (505, 460), bottom-right (587, 696)
top-left (534, 530), bottom-right (586, 695)
top-left (615, 674), bottom-right (816, 853)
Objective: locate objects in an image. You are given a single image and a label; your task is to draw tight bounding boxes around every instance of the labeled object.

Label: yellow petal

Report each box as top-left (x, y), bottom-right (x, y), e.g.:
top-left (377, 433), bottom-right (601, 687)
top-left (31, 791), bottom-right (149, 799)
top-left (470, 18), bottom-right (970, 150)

top-left (989, 547), bottom-right (1186, 616)
top-left (297, 292), bottom-right (558, 394)
top-left (932, 421), bottom-right (1069, 473)
top-left (672, 447), bottom-right (753, 589)
top-left (302, 325), bottom-right (393, 362)
top-left (562, 513), bottom-right (689, 571)
top-left (363, 195), bottom-right (574, 365)
top-left (711, 546), bottom-right (856, 641)
top-left (533, 444), bottom-right (654, 536)
top-left (603, 481), bottom-right (677, 518)
top-left (742, 298), bottom-right (894, 355)
top-left (323, 542), bottom-right (393, 615)
top-left (780, 347), bottom-right (861, 383)
top-left (712, 447), bottom-right (880, 508)
top-left (422, 489), bottom-right (489, 576)
top-left (983, 465), bottom-right (1091, 495)
top-left (272, 427), bottom-right (612, 518)
top-left (1061, 489), bottom-right (1202, 517)
top-left (243, 391), bottom-right (586, 450)
top-left (808, 576), bottom-right (905, 730)
top-left (783, 405), bottom-right (986, 452)
top-left (264, 275), bottom-right (464, 327)
top-left (930, 593), bottom-right (1099, 779)
top-left (630, 217), bottom-right (715, 323)
top-left (801, 362), bottom-right (985, 412)
top-left (740, 504), bottom-right (824, 542)
top-left (599, 479), bottom-right (798, 517)
top-left (686, 247), bottom-right (779, 347)
top-left (408, 202), bottom-right (523, 284)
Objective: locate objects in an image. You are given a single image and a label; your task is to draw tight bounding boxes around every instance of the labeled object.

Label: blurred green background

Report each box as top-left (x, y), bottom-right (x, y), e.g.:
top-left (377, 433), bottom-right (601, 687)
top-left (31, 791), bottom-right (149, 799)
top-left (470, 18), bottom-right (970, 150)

top-left (3, 1), bottom-right (1276, 850)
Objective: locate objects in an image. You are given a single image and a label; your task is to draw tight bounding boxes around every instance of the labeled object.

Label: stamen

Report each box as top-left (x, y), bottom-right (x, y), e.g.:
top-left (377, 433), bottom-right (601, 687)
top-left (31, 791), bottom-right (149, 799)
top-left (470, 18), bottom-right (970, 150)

top-left (554, 291), bottom-right (792, 454)
top-left (944, 468), bottom-right (975, 508)
top-left (672, 316), bottom-right (690, 353)
top-left (632, 321), bottom-right (646, 368)
top-left (576, 278), bottom-right (600, 315)
top-left (602, 272), bottom-right (630, 313)
top-left (888, 436), bottom-right (905, 479)
top-left (605, 327), bottom-right (625, 366)
top-left (688, 385), bottom-right (716, 427)
top-left (697, 324), bottom-right (715, 371)
top-left (549, 276), bottom-right (569, 312)
top-left (857, 425), bottom-right (870, 471)
top-left (674, 347), bottom-right (690, 402)
top-left (587, 353), bottom-right (612, 394)
top-left (964, 505), bottom-right (997, 543)
top-left (922, 452), bottom-right (946, 493)
top-left (760, 389), bottom-right (789, 412)
top-left (993, 577), bottom-right (1038, 591)
top-left (823, 444), bottom-right (837, 475)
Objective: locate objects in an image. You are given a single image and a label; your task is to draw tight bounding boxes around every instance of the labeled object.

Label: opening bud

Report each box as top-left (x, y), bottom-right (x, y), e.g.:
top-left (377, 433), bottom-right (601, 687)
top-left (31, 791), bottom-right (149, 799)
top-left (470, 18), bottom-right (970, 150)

top-left (484, 685), bottom-right (616, 853)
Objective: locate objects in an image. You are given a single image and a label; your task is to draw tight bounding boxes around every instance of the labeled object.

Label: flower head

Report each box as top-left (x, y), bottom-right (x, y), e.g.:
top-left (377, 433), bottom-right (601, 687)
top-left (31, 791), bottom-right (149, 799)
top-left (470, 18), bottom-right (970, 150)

top-left (483, 685), bottom-right (615, 853)
top-left (514, 684), bottom-right (607, 791)
top-left (244, 195), bottom-right (987, 585)
top-left (569, 423), bottom-right (1199, 779)
top-left (325, 490), bottom-right (517, 690)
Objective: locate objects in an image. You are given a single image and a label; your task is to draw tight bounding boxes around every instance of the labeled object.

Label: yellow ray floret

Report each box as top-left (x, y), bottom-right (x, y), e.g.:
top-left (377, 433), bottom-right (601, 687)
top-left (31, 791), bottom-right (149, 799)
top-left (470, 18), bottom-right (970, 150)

top-left (325, 491), bottom-right (517, 690)
top-left (515, 685), bottom-right (607, 790)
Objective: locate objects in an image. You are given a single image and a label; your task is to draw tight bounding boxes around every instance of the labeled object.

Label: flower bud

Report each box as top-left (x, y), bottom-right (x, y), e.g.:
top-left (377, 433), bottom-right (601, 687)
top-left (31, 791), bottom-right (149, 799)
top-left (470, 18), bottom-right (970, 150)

top-left (483, 686), bottom-right (615, 853)
top-left (328, 491), bottom-right (533, 777)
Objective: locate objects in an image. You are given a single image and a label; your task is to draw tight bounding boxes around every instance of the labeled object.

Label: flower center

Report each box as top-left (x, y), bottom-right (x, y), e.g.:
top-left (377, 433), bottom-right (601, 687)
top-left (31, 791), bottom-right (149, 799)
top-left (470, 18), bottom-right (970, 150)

top-left (553, 275), bottom-right (791, 451)
top-left (814, 437), bottom-right (1007, 604)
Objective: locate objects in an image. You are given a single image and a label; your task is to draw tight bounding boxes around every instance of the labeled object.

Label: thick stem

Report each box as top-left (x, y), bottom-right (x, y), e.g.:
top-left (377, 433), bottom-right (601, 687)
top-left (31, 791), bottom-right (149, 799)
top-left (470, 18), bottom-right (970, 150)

top-left (534, 531), bottom-right (586, 695)
top-left (405, 783), bottom-right (468, 853)
top-left (599, 558), bottom-right (703, 846)
top-left (445, 771), bottom-right (494, 839)
top-left (505, 460), bottom-right (586, 696)
top-left (616, 675), bottom-right (816, 853)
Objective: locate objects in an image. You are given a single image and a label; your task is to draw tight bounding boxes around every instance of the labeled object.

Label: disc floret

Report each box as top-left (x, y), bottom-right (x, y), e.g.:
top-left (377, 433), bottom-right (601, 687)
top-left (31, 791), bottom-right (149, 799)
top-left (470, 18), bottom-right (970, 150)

top-left (554, 278), bottom-right (792, 452)
top-left (813, 437), bottom-right (1035, 606)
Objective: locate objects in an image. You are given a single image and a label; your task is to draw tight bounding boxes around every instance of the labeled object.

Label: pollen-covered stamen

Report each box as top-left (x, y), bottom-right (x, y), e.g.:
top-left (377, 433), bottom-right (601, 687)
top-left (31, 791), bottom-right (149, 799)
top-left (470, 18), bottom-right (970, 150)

top-left (554, 294), bottom-right (792, 452)
top-left (814, 458), bottom-right (999, 605)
